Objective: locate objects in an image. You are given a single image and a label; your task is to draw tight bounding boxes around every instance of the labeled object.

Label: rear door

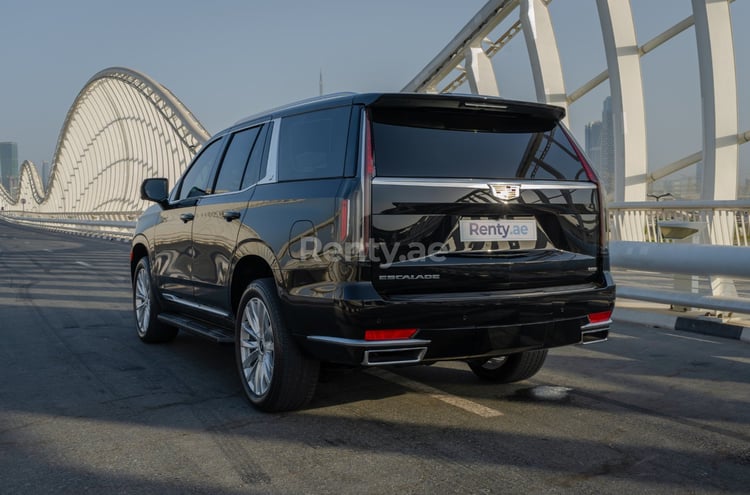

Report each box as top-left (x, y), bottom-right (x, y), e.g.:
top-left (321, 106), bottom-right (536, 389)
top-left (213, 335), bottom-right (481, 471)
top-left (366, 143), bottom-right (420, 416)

top-left (367, 100), bottom-right (602, 296)
top-left (191, 123), bottom-right (268, 311)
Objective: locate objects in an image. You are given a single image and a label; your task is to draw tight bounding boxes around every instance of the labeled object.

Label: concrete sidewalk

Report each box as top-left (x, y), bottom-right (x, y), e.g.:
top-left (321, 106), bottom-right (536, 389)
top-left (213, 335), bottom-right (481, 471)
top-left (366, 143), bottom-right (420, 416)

top-left (614, 298), bottom-right (750, 343)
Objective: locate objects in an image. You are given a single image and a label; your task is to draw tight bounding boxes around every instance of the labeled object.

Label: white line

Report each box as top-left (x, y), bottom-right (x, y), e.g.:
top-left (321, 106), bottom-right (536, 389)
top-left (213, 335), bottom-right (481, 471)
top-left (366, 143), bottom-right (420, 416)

top-left (664, 333), bottom-right (720, 344)
top-left (366, 368), bottom-right (502, 418)
top-left (713, 356), bottom-right (750, 365)
top-left (75, 261), bottom-right (93, 268)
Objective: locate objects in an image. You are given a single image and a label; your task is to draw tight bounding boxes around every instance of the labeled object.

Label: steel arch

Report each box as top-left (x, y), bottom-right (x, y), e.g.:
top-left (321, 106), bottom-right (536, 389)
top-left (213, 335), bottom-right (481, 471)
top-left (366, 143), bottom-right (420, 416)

top-left (405, 0), bottom-right (744, 204)
top-left (0, 67), bottom-right (210, 213)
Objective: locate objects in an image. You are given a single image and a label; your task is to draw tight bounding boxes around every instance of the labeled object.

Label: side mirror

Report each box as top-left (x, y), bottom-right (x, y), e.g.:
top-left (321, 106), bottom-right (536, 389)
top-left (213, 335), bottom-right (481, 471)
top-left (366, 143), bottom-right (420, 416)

top-left (141, 178), bottom-right (169, 205)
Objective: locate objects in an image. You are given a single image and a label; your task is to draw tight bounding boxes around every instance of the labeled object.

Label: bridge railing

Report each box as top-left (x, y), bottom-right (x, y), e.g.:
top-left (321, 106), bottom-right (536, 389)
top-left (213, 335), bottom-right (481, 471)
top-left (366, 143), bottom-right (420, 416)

top-left (4, 201), bottom-right (750, 314)
top-left (608, 200), bottom-right (750, 314)
top-left (0, 211), bottom-right (138, 241)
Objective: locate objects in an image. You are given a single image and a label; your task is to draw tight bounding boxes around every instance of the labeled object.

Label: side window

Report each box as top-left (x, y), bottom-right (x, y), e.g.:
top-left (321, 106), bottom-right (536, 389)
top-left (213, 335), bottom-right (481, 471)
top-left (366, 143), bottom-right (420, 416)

top-left (213, 126), bottom-right (262, 194)
top-left (176, 139), bottom-right (223, 201)
top-left (277, 106), bottom-right (350, 181)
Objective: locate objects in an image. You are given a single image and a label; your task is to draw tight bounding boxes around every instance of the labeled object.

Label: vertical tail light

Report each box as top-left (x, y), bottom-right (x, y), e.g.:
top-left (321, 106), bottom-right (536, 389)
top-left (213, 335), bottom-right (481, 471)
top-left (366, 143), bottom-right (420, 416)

top-left (334, 108), bottom-right (373, 262)
top-left (561, 126), bottom-right (609, 255)
top-left (361, 109), bottom-right (374, 257)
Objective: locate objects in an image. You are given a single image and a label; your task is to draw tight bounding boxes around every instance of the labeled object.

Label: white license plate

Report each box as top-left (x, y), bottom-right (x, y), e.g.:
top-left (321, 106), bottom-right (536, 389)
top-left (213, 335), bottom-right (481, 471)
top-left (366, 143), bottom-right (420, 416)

top-left (459, 219), bottom-right (537, 242)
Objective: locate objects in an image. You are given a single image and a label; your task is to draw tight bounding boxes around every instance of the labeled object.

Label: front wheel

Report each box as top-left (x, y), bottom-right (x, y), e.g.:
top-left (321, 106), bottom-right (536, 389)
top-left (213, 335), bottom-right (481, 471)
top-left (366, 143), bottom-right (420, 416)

top-left (235, 278), bottom-right (319, 412)
top-left (468, 349), bottom-right (548, 383)
top-left (132, 257), bottom-right (178, 343)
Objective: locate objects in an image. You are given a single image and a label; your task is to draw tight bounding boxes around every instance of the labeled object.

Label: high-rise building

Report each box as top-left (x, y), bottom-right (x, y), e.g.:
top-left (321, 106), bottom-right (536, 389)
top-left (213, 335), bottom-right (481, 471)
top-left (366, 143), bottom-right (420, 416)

top-left (585, 120), bottom-right (602, 169)
top-left (583, 98), bottom-right (615, 196)
top-left (599, 96), bottom-right (615, 196)
top-left (0, 142), bottom-right (19, 192)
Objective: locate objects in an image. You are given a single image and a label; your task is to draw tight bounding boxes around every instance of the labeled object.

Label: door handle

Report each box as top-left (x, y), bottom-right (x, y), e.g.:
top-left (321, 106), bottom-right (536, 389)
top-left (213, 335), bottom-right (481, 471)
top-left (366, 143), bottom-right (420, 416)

top-left (180, 213), bottom-right (195, 223)
top-left (223, 210), bottom-right (241, 222)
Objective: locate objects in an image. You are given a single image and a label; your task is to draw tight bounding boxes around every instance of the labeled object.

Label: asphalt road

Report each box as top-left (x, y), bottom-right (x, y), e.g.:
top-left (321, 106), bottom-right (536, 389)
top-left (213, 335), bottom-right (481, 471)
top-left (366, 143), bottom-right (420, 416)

top-left (1, 219), bottom-right (749, 494)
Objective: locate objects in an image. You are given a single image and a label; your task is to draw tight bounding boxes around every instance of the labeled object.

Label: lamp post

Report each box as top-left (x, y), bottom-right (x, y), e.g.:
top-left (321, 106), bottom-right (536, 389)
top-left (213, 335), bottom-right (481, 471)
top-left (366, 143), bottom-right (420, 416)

top-left (647, 192), bottom-right (673, 202)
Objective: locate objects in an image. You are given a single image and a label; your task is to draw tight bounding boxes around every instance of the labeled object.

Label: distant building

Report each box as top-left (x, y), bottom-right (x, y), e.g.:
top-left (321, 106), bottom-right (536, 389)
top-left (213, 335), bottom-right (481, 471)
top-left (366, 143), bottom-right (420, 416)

top-left (585, 121), bottom-right (602, 169)
top-left (0, 142), bottom-right (19, 192)
top-left (583, 96), bottom-right (615, 196)
top-left (599, 96), bottom-right (614, 196)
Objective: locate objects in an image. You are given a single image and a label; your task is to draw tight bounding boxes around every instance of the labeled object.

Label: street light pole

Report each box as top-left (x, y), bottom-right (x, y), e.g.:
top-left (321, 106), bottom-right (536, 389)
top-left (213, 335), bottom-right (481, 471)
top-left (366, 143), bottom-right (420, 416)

top-left (647, 192), bottom-right (673, 202)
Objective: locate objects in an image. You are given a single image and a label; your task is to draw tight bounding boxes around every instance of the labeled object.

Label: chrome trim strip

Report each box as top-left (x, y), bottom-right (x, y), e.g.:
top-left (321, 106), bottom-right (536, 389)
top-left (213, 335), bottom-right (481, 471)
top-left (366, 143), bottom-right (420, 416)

top-left (371, 178), bottom-right (597, 190)
top-left (257, 117), bottom-right (281, 184)
top-left (162, 294), bottom-right (232, 318)
top-left (581, 319), bottom-right (613, 331)
top-left (307, 336), bottom-right (431, 347)
top-left (388, 283), bottom-right (600, 303)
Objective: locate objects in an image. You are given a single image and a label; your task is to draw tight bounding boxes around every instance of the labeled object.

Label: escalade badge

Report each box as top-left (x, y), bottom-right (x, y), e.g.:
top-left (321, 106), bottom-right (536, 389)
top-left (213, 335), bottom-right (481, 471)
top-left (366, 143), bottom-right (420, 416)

top-left (489, 184), bottom-right (521, 201)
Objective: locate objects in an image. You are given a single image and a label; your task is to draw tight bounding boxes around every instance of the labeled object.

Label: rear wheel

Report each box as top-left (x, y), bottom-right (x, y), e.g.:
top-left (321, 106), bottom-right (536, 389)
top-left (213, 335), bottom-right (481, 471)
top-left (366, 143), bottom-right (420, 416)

top-left (235, 278), bottom-right (319, 412)
top-left (468, 349), bottom-right (548, 383)
top-left (132, 257), bottom-right (178, 343)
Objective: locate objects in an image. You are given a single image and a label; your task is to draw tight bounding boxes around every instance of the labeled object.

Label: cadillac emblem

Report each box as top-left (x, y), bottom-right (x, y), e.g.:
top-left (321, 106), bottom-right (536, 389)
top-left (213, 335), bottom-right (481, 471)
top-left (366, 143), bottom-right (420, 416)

top-left (489, 184), bottom-right (521, 201)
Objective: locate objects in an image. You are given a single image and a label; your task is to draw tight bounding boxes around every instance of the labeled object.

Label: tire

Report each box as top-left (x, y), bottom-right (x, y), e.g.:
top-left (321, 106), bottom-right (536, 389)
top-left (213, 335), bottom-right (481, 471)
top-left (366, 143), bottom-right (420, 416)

top-left (132, 257), bottom-right (178, 343)
top-left (235, 278), bottom-right (319, 412)
top-left (468, 349), bottom-right (548, 383)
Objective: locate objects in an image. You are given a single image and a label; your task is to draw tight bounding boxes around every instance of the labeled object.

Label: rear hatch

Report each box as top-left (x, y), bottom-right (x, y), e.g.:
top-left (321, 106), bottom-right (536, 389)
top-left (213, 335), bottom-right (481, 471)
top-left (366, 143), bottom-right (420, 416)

top-left (365, 95), bottom-right (604, 296)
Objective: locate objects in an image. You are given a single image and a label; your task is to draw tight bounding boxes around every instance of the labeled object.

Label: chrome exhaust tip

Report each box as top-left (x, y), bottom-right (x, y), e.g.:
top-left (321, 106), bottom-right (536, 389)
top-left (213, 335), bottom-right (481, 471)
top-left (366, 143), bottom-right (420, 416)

top-left (363, 347), bottom-right (427, 366)
top-left (580, 328), bottom-right (609, 344)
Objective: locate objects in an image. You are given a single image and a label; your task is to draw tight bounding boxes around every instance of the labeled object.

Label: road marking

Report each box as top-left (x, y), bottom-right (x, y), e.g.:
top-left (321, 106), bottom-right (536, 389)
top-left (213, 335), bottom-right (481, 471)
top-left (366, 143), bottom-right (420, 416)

top-left (664, 333), bottom-right (720, 344)
top-left (76, 261), bottom-right (93, 268)
top-left (714, 356), bottom-right (750, 365)
top-left (366, 368), bottom-right (503, 418)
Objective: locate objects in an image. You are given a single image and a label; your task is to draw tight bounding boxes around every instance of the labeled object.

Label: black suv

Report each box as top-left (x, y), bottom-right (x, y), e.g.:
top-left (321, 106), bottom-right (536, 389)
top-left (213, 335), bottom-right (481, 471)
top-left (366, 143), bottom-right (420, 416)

top-left (131, 93), bottom-right (615, 412)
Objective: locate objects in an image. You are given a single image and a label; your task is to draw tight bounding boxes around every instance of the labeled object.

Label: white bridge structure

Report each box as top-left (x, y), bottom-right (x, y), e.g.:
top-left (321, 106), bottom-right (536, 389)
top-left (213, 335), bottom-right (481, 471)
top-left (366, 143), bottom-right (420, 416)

top-left (2, 0), bottom-right (749, 315)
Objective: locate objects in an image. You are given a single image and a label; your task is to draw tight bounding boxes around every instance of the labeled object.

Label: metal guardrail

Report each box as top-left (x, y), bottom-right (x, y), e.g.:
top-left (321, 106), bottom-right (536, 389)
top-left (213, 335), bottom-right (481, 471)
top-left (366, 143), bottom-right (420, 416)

top-left (0, 211), bottom-right (138, 241)
top-left (608, 200), bottom-right (750, 245)
top-left (5, 201), bottom-right (750, 314)
top-left (609, 200), bottom-right (750, 314)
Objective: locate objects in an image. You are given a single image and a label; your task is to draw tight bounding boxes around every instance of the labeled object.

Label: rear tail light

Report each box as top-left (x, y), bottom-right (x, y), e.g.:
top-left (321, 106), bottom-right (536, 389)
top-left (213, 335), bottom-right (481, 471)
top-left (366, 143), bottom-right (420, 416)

top-left (335, 108), bottom-right (374, 261)
top-left (560, 125), bottom-right (609, 255)
top-left (561, 126), bottom-right (599, 184)
top-left (587, 310), bottom-right (612, 324)
top-left (365, 328), bottom-right (417, 341)
top-left (362, 110), bottom-right (374, 254)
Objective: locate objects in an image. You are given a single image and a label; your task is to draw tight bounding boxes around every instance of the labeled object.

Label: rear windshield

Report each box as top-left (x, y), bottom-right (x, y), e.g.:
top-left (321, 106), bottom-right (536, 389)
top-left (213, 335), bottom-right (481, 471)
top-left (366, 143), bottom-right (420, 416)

top-left (371, 108), bottom-right (588, 181)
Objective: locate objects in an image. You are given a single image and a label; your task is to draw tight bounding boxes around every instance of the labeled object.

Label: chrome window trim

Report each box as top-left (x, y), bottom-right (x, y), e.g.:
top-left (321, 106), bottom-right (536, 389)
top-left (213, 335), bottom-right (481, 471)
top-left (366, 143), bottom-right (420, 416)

top-left (371, 177), bottom-right (597, 190)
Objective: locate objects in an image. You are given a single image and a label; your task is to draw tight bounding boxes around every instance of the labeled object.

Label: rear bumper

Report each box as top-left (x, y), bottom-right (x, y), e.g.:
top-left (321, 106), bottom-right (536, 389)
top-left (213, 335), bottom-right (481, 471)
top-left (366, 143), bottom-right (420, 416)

top-left (282, 275), bottom-right (615, 366)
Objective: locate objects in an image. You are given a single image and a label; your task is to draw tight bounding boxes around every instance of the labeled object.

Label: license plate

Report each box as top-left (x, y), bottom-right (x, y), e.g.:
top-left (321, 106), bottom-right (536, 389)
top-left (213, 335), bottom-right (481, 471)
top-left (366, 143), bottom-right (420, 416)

top-left (459, 219), bottom-right (537, 242)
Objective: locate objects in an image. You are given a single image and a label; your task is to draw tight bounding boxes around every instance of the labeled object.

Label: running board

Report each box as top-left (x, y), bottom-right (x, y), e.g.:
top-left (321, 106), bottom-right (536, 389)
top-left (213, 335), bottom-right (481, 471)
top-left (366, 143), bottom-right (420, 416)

top-left (158, 313), bottom-right (234, 343)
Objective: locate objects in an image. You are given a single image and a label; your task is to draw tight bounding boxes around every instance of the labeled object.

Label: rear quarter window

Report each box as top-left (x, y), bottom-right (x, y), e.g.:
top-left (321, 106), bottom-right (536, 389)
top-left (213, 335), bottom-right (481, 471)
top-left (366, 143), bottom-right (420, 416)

top-left (277, 106), bottom-right (351, 181)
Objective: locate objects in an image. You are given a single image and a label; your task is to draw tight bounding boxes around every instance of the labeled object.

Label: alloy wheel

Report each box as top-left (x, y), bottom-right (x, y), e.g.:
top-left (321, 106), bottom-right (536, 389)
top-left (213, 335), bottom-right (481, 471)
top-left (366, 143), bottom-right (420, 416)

top-left (239, 297), bottom-right (275, 396)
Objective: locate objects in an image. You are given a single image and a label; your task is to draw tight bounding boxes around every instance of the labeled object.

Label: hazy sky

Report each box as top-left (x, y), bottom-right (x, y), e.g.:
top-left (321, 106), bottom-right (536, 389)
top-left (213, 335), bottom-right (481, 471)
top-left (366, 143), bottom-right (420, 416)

top-left (1, 0), bottom-right (748, 180)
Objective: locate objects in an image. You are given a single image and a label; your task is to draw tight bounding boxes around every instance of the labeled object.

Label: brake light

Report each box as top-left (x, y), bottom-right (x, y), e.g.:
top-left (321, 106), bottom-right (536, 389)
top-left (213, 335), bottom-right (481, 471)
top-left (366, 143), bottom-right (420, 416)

top-left (363, 110), bottom-right (374, 252)
top-left (588, 311), bottom-right (612, 324)
top-left (365, 329), bottom-right (418, 341)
